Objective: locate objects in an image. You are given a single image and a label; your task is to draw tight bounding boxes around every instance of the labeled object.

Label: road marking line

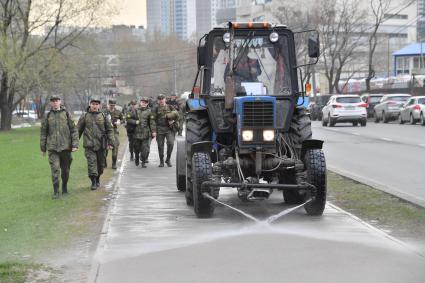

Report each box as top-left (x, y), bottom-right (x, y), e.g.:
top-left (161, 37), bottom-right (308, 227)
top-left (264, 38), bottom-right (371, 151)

top-left (381, 137), bottom-right (393, 142)
top-left (352, 132), bottom-right (360, 136)
top-left (419, 144), bottom-right (425, 147)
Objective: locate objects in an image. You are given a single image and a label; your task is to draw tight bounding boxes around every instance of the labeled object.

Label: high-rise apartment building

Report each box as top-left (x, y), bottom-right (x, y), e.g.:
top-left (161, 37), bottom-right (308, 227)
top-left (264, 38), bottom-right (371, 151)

top-left (147, 0), bottom-right (174, 35)
top-left (418, 0), bottom-right (425, 42)
top-left (175, 0), bottom-right (197, 40)
top-left (196, 0), bottom-right (219, 38)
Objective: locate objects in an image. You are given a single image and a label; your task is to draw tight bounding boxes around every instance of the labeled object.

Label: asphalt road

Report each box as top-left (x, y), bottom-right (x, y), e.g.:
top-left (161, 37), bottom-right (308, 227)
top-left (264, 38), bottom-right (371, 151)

top-left (312, 120), bottom-right (425, 207)
top-left (90, 138), bottom-right (425, 283)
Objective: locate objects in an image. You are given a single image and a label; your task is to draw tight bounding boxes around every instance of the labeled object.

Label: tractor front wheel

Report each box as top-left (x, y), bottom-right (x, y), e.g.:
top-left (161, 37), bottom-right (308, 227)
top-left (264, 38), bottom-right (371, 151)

top-left (192, 152), bottom-right (214, 218)
top-left (304, 149), bottom-right (327, 216)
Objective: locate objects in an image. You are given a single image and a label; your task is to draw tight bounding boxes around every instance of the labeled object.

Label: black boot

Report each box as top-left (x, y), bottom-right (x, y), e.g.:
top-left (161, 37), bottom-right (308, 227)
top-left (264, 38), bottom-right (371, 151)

top-left (96, 176), bottom-right (100, 188)
top-left (130, 152), bottom-right (134, 161)
top-left (135, 154), bottom-right (139, 166)
top-left (52, 183), bottom-right (60, 199)
top-left (166, 156), bottom-right (172, 167)
top-left (62, 183), bottom-right (68, 195)
top-left (112, 156), bottom-right (117, 169)
top-left (158, 158), bottom-right (164, 167)
top-left (141, 160), bottom-right (147, 168)
top-left (90, 177), bottom-right (97, 190)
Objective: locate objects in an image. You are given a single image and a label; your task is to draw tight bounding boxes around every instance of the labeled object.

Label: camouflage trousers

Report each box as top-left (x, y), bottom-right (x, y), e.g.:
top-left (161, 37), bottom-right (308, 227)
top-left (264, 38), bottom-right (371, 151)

top-left (105, 132), bottom-right (120, 160)
top-left (128, 135), bottom-right (135, 155)
top-left (85, 148), bottom-right (106, 177)
top-left (134, 138), bottom-right (150, 162)
top-left (157, 131), bottom-right (176, 161)
top-left (48, 150), bottom-right (72, 186)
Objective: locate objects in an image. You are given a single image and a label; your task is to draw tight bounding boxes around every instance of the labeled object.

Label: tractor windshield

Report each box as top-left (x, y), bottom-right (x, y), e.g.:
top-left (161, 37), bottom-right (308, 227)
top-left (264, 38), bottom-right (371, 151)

top-left (211, 34), bottom-right (292, 96)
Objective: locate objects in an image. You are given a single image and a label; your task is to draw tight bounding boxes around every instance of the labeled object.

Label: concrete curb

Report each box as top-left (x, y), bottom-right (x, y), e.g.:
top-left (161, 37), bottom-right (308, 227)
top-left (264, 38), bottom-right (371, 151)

top-left (327, 202), bottom-right (425, 259)
top-left (87, 144), bottom-right (128, 283)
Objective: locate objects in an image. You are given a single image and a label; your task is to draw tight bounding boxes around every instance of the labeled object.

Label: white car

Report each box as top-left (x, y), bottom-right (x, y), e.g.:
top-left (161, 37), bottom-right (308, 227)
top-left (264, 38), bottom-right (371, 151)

top-left (321, 95), bottom-right (367, 127)
top-left (399, 96), bottom-right (425, 125)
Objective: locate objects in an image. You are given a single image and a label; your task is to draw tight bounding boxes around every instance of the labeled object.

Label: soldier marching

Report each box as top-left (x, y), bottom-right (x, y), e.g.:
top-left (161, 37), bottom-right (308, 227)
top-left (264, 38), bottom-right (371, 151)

top-left (77, 96), bottom-right (114, 190)
top-left (153, 94), bottom-right (179, 167)
top-left (126, 97), bottom-right (156, 168)
top-left (40, 95), bottom-right (79, 199)
top-left (104, 99), bottom-right (124, 169)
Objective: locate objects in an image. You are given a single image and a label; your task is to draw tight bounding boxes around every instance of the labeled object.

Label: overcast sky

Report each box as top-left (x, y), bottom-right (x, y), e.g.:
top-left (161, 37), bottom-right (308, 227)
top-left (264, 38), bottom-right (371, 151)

top-left (113, 0), bottom-right (147, 27)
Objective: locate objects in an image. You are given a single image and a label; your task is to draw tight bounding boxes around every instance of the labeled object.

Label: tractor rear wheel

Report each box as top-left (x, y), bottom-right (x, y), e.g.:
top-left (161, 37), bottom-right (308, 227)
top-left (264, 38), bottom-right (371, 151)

top-left (176, 138), bottom-right (186, 192)
top-left (288, 107), bottom-right (312, 157)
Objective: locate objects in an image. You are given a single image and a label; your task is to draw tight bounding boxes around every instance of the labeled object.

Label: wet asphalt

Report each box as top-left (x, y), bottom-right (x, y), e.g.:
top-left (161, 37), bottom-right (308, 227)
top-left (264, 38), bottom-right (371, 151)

top-left (90, 137), bottom-right (425, 283)
top-left (313, 121), bottom-right (425, 207)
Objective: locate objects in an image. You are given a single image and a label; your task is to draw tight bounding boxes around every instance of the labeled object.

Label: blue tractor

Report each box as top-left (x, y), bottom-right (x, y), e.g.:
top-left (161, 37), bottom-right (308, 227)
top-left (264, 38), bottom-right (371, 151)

top-left (176, 22), bottom-right (326, 218)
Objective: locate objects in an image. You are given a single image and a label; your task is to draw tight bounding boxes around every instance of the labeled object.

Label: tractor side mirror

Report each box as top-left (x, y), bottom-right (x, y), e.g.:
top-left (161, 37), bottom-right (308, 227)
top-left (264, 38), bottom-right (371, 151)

top-left (197, 46), bottom-right (207, 67)
top-left (308, 35), bottom-right (320, 58)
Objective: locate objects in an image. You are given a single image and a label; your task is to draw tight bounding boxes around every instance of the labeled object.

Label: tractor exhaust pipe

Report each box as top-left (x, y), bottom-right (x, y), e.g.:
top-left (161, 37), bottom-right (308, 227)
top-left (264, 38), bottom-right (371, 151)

top-left (247, 189), bottom-right (272, 201)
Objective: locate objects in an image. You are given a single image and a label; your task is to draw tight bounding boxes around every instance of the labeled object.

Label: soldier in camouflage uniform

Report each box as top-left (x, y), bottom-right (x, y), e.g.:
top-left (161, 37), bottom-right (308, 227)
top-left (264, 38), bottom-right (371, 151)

top-left (105, 99), bottom-right (123, 169)
top-left (40, 95), bottom-right (79, 199)
top-left (126, 97), bottom-right (156, 168)
top-left (154, 94), bottom-right (179, 167)
top-left (168, 94), bottom-right (185, 136)
top-left (125, 100), bottom-right (137, 161)
top-left (77, 96), bottom-right (114, 190)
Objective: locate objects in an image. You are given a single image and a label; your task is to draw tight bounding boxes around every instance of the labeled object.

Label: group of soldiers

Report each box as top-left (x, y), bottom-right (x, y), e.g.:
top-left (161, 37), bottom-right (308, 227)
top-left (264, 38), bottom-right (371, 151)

top-left (40, 93), bottom-right (184, 199)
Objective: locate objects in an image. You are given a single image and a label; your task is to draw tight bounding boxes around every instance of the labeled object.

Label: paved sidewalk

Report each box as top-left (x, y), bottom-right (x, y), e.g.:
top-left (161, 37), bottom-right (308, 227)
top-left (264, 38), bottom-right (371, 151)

top-left (90, 138), bottom-right (425, 283)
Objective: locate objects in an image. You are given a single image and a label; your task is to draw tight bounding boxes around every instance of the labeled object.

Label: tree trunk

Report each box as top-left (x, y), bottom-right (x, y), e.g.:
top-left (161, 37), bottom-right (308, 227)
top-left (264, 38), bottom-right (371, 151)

top-left (0, 105), bottom-right (12, 131)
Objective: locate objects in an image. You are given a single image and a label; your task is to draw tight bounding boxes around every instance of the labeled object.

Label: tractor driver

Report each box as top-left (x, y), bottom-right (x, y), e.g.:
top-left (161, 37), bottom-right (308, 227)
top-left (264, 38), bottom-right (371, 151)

top-left (225, 48), bottom-right (262, 85)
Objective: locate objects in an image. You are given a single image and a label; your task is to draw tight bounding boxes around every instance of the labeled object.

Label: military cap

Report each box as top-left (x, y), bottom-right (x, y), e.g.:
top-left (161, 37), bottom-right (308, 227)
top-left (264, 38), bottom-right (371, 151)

top-left (157, 94), bottom-right (166, 100)
top-left (108, 99), bottom-right (117, 105)
top-left (90, 96), bottom-right (101, 103)
top-left (50, 95), bottom-right (61, 101)
top-left (140, 97), bottom-right (149, 102)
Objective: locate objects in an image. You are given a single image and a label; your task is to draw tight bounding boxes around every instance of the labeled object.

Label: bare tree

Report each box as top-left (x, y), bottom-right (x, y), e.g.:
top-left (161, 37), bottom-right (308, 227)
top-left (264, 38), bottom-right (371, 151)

top-left (365, 0), bottom-right (415, 91)
top-left (0, 0), bottom-right (114, 131)
top-left (315, 0), bottom-right (368, 94)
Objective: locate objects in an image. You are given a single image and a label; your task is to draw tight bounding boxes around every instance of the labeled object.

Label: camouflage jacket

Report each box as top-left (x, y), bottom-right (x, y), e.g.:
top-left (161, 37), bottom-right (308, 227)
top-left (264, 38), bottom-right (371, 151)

top-left (106, 108), bottom-right (123, 133)
top-left (40, 106), bottom-right (79, 152)
top-left (154, 104), bottom-right (179, 134)
top-left (77, 110), bottom-right (114, 151)
top-left (126, 107), bottom-right (156, 140)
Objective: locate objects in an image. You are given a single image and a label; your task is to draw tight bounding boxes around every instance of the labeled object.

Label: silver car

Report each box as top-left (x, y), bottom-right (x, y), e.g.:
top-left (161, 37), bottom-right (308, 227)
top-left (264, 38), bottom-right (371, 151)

top-left (373, 94), bottom-right (411, 123)
top-left (399, 96), bottom-right (425, 125)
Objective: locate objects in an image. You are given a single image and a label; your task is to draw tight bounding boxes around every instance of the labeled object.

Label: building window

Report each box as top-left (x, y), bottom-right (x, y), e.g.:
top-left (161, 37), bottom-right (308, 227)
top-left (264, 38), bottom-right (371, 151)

top-left (384, 14), bottom-right (408, 20)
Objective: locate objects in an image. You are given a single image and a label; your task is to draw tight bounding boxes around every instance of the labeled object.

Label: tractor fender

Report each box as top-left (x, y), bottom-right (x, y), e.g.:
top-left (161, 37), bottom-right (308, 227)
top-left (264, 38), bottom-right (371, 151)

top-left (301, 139), bottom-right (324, 156)
top-left (186, 98), bottom-right (207, 111)
top-left (191, 141), bottom-right (213, 158)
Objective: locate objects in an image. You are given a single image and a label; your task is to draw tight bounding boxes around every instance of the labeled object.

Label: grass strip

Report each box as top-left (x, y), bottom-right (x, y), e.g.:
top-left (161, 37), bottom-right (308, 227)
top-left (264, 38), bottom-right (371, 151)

top-left (327, 171), bottom-right (425, 240)
top-left (0, 126), bottom-right (130, 280)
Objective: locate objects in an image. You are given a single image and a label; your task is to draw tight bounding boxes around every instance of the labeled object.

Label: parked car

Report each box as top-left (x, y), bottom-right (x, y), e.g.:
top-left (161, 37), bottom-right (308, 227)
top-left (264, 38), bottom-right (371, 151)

top-left (321, 95), bottom-right (367, 127)
top-left (360, 93), bottom-right (384, 118)
top-left (399, 96), bottom-right (425, 125)
top-left (373, 94), bottom-right (411, 123)
top-left (307, 102), bottom-right (320, 120)
top-left (308, 94), bottom-right (332, 121)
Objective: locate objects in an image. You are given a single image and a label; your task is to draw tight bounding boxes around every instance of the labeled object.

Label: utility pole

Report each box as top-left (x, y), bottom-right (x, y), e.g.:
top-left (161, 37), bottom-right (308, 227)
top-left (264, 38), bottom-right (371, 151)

top-left (174, 56), bottom-right (177, 94)
top-left (311, 64), bottom-right (317, 96)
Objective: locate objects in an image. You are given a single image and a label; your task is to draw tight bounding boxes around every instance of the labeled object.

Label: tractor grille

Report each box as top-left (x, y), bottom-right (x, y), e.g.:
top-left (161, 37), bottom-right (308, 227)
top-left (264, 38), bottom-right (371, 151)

top-left (243, 101), bottom-right (274, 127)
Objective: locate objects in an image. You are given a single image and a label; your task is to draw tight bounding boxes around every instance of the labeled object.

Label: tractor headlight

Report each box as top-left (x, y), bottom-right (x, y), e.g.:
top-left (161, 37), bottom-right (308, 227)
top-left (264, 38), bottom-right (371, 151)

top-left (242, 130), bottom-right (254, 142)
top-left (269, 32), bottom-right (279, 43)
top-left (223, 32), bottom-right (231, 43)
top-left (263, 130), bottom-right (275, 142)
